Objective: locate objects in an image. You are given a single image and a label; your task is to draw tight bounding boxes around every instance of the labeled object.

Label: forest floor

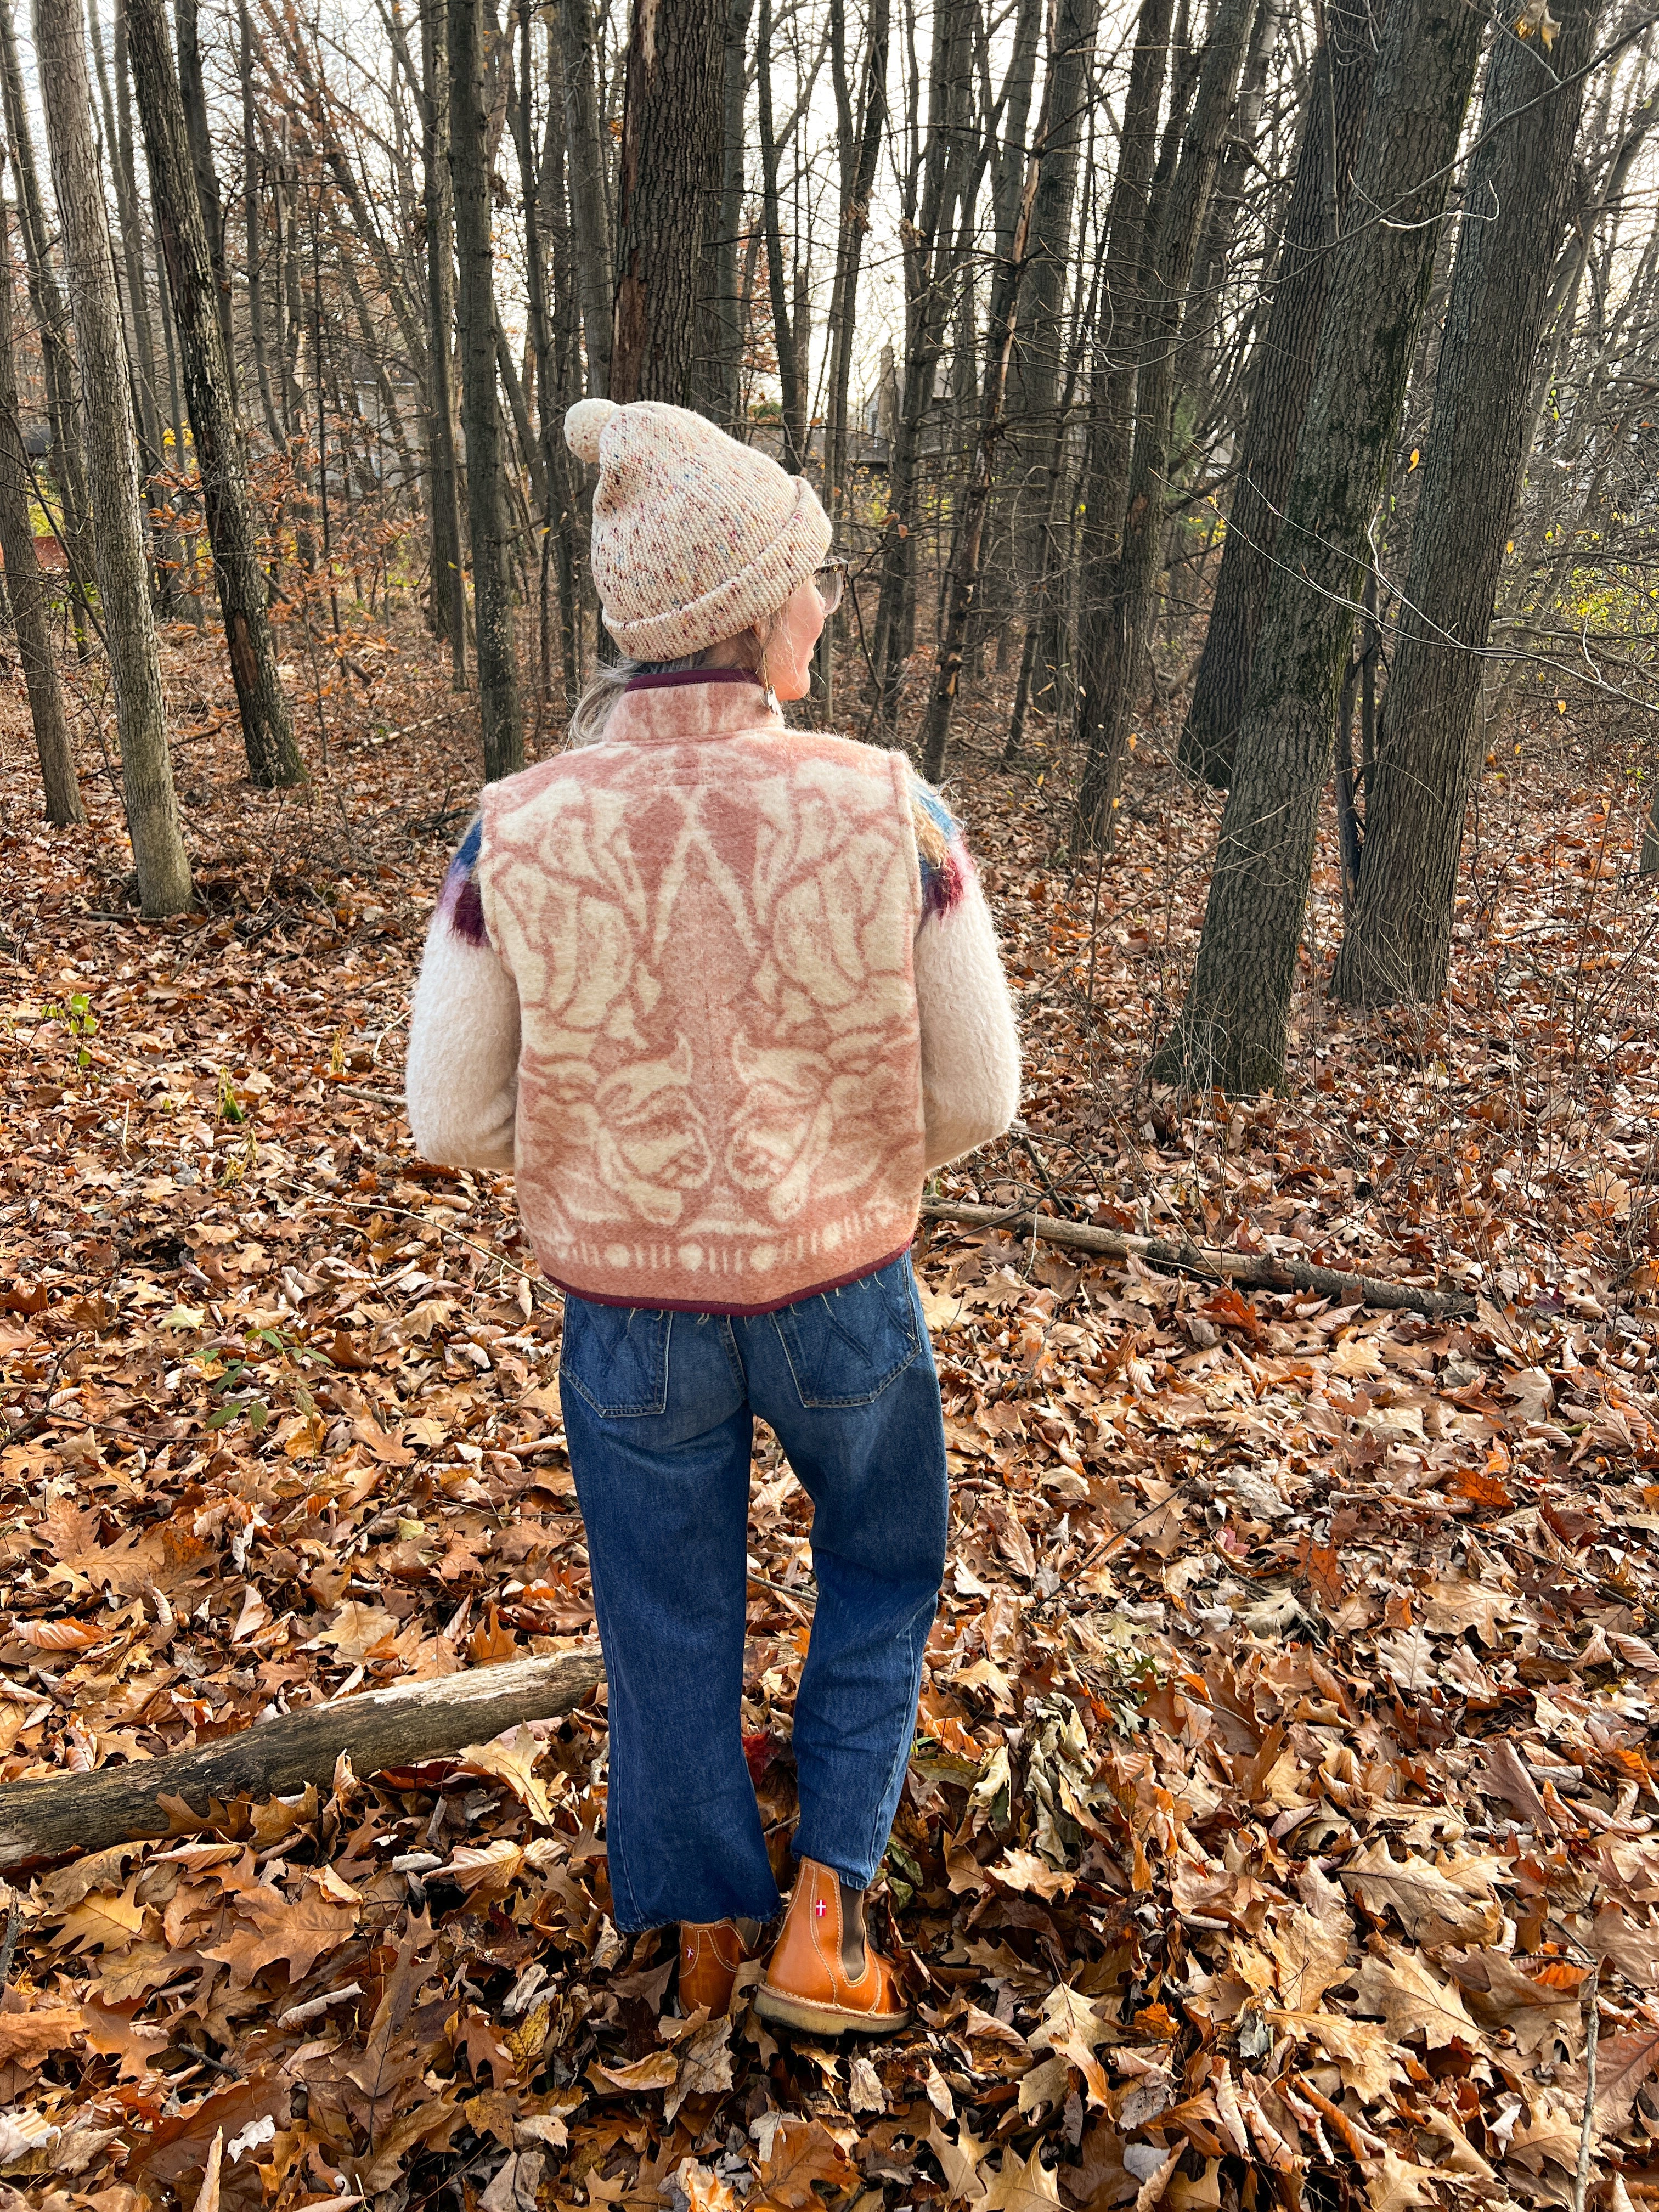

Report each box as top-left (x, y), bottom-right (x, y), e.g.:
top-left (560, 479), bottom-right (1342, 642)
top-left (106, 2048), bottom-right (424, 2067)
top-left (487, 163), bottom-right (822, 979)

top-left (1, 615), bottom-right (1658, 2212)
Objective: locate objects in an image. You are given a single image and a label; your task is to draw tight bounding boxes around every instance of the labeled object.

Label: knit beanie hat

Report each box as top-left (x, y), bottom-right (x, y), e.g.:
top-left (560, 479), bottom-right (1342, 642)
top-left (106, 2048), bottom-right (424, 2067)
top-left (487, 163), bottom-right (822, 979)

top-left (565, 397), bottom-right (832, 661)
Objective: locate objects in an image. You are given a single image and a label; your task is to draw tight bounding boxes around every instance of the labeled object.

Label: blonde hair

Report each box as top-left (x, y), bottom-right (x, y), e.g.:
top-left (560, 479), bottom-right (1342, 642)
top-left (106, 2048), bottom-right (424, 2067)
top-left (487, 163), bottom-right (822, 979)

top-left (566, 609), bottom-right (792, 749)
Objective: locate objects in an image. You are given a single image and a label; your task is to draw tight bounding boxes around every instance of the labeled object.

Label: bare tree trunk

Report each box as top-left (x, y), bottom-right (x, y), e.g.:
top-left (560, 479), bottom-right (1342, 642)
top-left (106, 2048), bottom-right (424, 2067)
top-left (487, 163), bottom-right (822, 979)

top-left (239, 0), bottom-right (281, 448)
top-left (422, 0), bottom-right (466, 686)
top-left (557, 0), bottom-right (613, 397)
top-left (174, 0), bottom-right (235, 401)
top-left (451, 0), bottom-right (522, 777)
top-left (126, 0), bottom-right (304, 787)
top-left (35, 0), bottom-right (191, 913)
top-left (1152, 0), bottom-right (1486, 1097)
top-left (1329, 0), bottom-right (1605, 1008)
top-left (610, 0), bottom-right (726, 404)
top-left (0, 202), bottom-right (81, 823)
top-left (0, 0), bottom-right (95, 641)
top-left (698, 0), bottom-right (753, 430)
top-left (755, 0), bottom-right (804, 470)
top-left (1072, 0), bottom-right (1259, 852)
top-left (918, 152), bottom-right (1039, 781)
top-left (1064, 0), bottom-right (1173, 790)
top-left (1177, 0), bottom-right (1378, 787)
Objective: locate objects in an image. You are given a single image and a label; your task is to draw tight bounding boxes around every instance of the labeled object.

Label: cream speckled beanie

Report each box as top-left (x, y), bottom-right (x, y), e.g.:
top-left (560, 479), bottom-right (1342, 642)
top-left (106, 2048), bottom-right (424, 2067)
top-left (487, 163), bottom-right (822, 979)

top-left (565, 397), bottom-right (832, 661)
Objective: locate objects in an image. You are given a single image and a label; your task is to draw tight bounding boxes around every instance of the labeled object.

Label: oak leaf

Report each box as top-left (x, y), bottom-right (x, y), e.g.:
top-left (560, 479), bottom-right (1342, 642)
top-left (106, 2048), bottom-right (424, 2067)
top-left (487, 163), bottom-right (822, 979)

top-left (981, 2145), bottom-right (1063, 2212)
top-left (754, 2114), bottom-right (856, 2206)
top-left (455, 1725), bottom-right (555, 1826)
top-left (1350, 1942), bottom-right (1482, 2051)
top-left (0, 2007), bottom-right (83, 2066)
top-left (1362, 2148), bottom-right (1441, 2212)
top-left (1340, 1839), bottom-right (1503, 1950)
top-left (664, 2011), bottom-right (735, 2124)
top-left (81, 1996), bottom-right (168, 2078)
top-left (200, 1883), bottom-right (357, 1990)
top-left (928, 2117), bottom-right (992, 2204)
top-left (57, 1875), bottom-right (146, 1956)
top-left (1028, 1983), bottom-right (1112, 2104)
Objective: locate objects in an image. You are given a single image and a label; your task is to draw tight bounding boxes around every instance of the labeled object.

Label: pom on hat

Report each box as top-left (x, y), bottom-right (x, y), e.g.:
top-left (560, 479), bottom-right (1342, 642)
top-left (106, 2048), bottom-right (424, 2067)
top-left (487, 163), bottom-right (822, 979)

top-left (565, 397), bottom-right (620, 465)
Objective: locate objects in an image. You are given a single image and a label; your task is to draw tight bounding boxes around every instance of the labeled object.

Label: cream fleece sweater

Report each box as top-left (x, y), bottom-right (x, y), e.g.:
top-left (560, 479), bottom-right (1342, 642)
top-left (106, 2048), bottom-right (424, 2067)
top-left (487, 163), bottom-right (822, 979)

top-left (407, 674), bottom-right (1020, 1310)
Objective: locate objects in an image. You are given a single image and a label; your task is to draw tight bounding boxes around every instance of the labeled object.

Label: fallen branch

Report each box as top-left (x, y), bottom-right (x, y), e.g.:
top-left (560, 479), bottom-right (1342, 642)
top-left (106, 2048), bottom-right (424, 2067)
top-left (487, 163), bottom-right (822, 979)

top-left (0, 1647), bottom-right (603, 1869)
top-left (919, 1201), bottom-right (1476, 1319)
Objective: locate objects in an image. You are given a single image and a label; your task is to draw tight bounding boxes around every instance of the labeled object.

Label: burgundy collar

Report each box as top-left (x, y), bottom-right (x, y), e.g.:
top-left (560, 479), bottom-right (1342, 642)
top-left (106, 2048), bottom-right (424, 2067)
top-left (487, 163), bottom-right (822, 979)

top-left (624, 667), bottom-right (763, 693)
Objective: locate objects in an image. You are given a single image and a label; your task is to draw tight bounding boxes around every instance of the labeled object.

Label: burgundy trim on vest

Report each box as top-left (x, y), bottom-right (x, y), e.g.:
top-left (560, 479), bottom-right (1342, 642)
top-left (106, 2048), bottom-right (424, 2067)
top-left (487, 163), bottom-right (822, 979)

top-left (625, 667), bottom-right (763, 693)
top-left (543, 1239), bottom-right (916, 1318)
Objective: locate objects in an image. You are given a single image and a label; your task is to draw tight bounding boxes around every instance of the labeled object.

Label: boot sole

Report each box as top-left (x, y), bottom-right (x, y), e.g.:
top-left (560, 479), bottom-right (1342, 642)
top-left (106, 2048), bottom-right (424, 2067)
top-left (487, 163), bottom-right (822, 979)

top-left (752, 1985), bottom-right (910, 2038)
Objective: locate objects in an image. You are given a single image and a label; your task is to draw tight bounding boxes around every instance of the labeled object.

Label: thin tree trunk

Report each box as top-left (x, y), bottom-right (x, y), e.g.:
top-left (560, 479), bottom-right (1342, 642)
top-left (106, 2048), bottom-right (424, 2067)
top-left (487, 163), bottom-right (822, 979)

top-left (174, 0), bottom-right (235, 400)
top-left (610, 0), bottom-right (726, 404)
top-left (557, 0), bottom-right (612, 398)
top-left (126, 0), bottom-right (305, 787)
top-left (450, 0), bottom-right (522, 777)
top-left (1072, 0), bottom-right (1259, 853)
top-left (1151, 0), bottom-right (1486, 1096)
top-left (239, 0), bottom-right (281, 448)
top-left (1177, 0), bottom-right (1378, 787)
top-left (0, 202), bottom-right (81, 823)
top-left (1064, 0), bottom-right (1173, 793)
top-left (35, 0), bottom-right (191, 913)
top-left (755, 0), bottom-right (804, 471)
top-left (0, 0), bottom-right (95, 642)
top-left (918, 152), bottom-right (1039, 782)
top-left (1329, 0), bottom-right (1605, 1008)
top-left (421, 0), bottom-right (466, 686)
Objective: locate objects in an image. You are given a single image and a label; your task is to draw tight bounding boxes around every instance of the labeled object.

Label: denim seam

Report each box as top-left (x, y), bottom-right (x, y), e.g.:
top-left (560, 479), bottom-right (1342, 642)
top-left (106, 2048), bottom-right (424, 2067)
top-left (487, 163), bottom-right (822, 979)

top-left (860, 1605), bottom-right (930, 1884)
top-left (770, 1315), bottom-right (920, 1409)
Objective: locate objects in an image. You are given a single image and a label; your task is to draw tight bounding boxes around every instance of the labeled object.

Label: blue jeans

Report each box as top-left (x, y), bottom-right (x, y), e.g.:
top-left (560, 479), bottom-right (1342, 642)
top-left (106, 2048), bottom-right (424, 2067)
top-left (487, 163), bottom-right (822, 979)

top-left (558, 1252), bottom-right (949, 1932)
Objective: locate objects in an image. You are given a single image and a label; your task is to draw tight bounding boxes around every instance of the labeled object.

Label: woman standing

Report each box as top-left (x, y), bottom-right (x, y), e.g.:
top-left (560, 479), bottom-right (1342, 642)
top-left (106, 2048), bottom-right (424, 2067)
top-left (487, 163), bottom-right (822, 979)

top-left (408, 398), bottom-right (1020, 2037)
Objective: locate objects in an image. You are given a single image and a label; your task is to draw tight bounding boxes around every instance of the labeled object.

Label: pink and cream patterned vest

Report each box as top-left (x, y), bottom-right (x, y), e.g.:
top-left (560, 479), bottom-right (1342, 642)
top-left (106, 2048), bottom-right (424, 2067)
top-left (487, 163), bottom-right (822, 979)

top-left (476, 672), bottom-right (927, 1313)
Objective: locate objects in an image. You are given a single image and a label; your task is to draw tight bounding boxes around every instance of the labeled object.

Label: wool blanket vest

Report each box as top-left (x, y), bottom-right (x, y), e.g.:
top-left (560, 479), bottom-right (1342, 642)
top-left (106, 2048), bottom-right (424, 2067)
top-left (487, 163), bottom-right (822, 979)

top-left (475, 673), bottom-right (928, 1312)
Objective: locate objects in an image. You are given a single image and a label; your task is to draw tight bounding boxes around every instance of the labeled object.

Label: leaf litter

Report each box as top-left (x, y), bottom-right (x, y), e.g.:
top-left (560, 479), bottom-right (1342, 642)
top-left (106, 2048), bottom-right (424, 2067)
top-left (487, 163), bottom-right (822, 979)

top-left (0, 632), bottom-right (1656, 2212)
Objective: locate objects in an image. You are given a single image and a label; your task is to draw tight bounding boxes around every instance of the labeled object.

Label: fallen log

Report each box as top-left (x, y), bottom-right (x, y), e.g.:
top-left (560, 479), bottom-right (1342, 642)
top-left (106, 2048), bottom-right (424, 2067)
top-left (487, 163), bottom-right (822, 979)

top-left (0, 1647), bottom-right (603, 1869)
top-left (919, 1200), bottom-right (1476, 1319)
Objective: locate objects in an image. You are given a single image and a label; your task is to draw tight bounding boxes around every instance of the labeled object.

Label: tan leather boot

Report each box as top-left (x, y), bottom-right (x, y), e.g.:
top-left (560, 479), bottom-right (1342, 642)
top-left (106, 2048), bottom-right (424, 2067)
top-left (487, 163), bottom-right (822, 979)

top-left (753, 1858), bottom-right (909, 2036)
top-left (678, 1920), bottom-right (748, 2015)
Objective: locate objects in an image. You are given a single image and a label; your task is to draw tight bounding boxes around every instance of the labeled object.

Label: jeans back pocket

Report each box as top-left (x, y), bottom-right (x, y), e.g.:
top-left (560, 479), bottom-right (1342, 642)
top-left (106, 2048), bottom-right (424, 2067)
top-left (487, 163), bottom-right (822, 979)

top-left (770, 1258), bottom-right (921, 1408)
top-left (560, 1296), bottom-right (672, 1418)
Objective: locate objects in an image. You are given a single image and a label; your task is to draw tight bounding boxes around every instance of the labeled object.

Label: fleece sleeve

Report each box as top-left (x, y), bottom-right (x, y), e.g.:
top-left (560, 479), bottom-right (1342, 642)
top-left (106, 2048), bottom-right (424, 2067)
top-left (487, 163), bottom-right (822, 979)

top-left (405, 817), bottom-right (521, 1173)
top-left (909, 775), bottom-right (1022, 1172)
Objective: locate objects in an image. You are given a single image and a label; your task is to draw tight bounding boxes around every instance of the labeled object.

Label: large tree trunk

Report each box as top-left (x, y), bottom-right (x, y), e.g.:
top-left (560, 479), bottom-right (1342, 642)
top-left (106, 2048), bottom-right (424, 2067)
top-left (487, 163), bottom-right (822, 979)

top-left (0, 202), bottom-right (81, 824)
top-left (420, 0), bottom-right (466, 689)
top-left (557, 0), bottom-right (613, 398)
top-left (35, 0), bottom-right (192, 914)
top-left (1150, 0), bottom-right (1486, 1097)
top-left (610, 0), bottom-right (726, 404)
top-left (1329, 0), bottom-right (1605, 1009)
top-left (1071, 0), bottom-right (1259, 852)
top-left (450, 0), bottom-right (522, 778)
top-left (126, 0), bottom-right (304, 789)
top-left (1177, 0), bottom-right (1378, 788)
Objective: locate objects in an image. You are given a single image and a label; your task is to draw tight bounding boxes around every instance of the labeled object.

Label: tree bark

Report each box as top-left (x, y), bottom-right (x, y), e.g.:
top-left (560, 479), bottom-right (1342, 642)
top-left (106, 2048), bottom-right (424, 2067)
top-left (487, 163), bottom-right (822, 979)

top-left (0, 1649), bottom-right (603, 1869)
top-left (0, 0), bottom-right (95, 639)
top-left (556, 0), bottom-right (613, 398)
top-left (0, 202), bottom-right (81, 824)
top-left (610, 0), bottom-right (726, 405)
top-left (1177, 0), bottom-right (1378, 788)
top-left (126, 0), bottom-right (306, 789)
top-left (239, 0), bottom-right (282, 449)
top-left (1329, 0), bottom-right (1605, 1008)
top-left (1071, 0), bottom-right (1259, 852)
top-left (1151, 0), bottom-right (1486, 1097)
top-left (174, 0), bottom-right (236, 402)
top-left (35, 0), bottom-right (192, 913)
top-left (755, 0), bottom-right (805, 471)
top-left (919, 1201), bottom-right (1476, 1318)
top-left (918, 153), bottom-right (1039, 781)
top-left (450, 0), bottom-right (523, 778)
top-left (420, 0), bottom-right (467, 688)
top-left (698, 0), bottom-right (753, 431)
